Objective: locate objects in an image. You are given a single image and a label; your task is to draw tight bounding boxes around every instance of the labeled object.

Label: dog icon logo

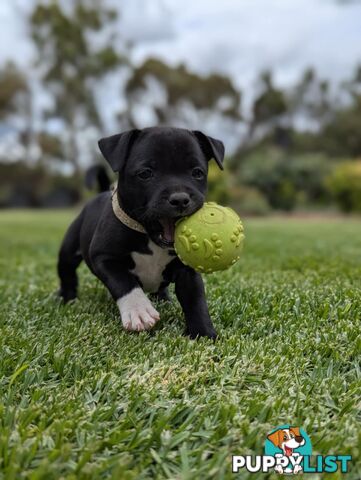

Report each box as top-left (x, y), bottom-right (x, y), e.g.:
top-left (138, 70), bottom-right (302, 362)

top-left (233, 425), bottom-right (351, 475)
top-left (264, 425), bottom-right (312, 475)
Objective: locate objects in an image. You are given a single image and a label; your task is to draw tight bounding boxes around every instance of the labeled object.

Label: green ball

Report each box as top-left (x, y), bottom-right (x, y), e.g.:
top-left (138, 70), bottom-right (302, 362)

top-left (174, 202), bottom-right (245, 273)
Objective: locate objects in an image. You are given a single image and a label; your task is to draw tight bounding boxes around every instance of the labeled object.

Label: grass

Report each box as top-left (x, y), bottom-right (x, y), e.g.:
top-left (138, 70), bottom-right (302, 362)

top-left (0, 210), bottom-right (360, 480)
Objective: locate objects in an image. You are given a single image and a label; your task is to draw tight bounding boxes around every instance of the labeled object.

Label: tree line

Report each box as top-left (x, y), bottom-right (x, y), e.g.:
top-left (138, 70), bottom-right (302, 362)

top-left (0, 0), bottom-right (360, 212)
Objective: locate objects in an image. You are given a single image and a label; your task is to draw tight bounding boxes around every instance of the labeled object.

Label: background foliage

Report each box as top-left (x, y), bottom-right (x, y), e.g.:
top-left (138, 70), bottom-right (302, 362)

top-left (0, 1), bottom-right (361, 214)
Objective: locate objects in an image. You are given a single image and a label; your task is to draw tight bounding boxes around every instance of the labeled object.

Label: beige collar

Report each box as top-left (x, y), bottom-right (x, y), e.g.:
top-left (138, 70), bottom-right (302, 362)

top-left (111, 185), bottom-right (146, 234)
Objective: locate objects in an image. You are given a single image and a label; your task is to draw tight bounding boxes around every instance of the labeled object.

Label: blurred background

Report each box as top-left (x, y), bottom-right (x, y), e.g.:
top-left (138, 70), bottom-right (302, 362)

top-left (0, 0), bottom-right (361, 214)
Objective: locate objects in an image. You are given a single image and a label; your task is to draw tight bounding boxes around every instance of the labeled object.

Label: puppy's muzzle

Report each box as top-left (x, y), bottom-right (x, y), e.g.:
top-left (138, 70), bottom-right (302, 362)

top-left (168, 192), bottom-right (190, 212)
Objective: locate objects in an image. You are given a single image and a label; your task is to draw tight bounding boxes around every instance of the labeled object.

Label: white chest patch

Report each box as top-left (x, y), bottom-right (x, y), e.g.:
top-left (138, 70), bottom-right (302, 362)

top-left (130, 241), bottom-right (174, 293)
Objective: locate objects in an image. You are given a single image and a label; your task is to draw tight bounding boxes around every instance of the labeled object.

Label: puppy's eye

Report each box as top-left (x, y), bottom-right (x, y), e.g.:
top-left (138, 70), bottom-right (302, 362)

top-left (137, 168), bottom-right (153, 180)
top-left (192, 167), bottom-right (205, 179)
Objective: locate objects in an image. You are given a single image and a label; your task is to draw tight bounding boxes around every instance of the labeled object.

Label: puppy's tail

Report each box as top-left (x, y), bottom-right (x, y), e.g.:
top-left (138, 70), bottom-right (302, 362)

top-left (85, 165), bottom-right (111, 193)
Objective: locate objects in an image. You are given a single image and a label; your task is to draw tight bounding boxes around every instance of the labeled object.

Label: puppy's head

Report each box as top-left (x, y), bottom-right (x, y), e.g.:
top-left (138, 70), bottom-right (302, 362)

top-left (267, 427), bottom-right (305, 455)
top-left (98, 127), bottom-right (224, 247)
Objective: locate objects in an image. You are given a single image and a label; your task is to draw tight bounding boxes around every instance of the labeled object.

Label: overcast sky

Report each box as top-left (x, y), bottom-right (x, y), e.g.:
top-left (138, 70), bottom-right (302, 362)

top-left (127, 0), bottom-right (361, 92)
top-left (1, 0), bottom-right (361, 91)
top-left (0, 0), bottom-right (360, 157)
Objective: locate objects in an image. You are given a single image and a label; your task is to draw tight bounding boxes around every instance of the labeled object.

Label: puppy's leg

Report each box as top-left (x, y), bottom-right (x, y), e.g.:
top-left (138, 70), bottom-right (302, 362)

top-left (117, 288), bottom-right (160, 331)
top-left (150, 285), bottom-right (171, 303)
top-left (174, 268), bottom-right (217, 339)
top-left (57, 214), bottom-right (83, 302)
top-left (92, 258), bottom-right (159, 331)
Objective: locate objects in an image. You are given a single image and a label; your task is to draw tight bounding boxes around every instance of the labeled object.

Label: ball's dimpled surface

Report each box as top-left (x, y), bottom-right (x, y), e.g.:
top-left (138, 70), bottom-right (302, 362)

top-left (174, 202), bottom-right (245, 273)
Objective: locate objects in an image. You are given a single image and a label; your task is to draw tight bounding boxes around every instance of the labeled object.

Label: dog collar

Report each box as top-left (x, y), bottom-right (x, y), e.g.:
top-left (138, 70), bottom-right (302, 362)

top-left (111, 185), bottom-right (146, 234)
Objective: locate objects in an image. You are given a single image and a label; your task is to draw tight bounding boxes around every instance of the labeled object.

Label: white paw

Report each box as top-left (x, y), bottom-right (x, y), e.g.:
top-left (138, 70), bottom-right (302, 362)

top-left (275, 465), bottom-right (284, 474)
top-left (294, 465), bottom-right (303, 474)
top-left (117, 288), bottom-right (160, 331)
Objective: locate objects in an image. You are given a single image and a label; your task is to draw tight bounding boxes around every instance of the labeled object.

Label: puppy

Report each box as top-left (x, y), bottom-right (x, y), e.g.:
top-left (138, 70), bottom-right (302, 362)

top-left (57, 127), bottom-right (225, 339)
top-left (267, 427), bottom-right (305, 474)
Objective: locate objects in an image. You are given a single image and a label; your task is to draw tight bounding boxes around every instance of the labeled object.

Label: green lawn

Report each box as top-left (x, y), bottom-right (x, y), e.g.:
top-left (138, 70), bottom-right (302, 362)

top-left (0, 210), bottom-right (360, 479)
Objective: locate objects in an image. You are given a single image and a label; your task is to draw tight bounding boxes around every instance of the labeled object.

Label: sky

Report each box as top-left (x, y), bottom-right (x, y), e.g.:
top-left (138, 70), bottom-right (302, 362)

top-left (0, 0), bottom-right (360, 158)
top-left (1, 0), bottom-right (361, 90)
top-left (124, 0), bottom-right (361, 93)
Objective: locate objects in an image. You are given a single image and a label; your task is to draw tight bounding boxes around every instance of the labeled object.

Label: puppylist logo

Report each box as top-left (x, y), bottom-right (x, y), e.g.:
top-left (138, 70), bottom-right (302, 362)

top-left (232, 425), bottom-right (352, 475)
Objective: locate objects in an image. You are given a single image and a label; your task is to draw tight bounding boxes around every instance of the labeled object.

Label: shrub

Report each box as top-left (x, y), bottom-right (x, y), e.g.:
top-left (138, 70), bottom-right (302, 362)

top-left (230, 186), bottom-right (270, 216)
top-left (0, 162), bottom-right (81, 207)
top-left (206, 160), bottom-right (231, 204)
top-left (236, 147), bottom-right (294, 209)
top-left (236, 147), bottom-right (334, 210)
top-left (326, 161), bottom-right (361, 212)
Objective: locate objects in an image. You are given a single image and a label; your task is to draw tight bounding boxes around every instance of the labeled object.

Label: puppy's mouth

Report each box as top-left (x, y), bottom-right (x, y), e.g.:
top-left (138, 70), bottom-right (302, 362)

top-left (157, 217), bottom-right (178, 247)
top-left (148, 203), bottom-right (203, 248)
top-left (284, 446), bottom-right (293, 457)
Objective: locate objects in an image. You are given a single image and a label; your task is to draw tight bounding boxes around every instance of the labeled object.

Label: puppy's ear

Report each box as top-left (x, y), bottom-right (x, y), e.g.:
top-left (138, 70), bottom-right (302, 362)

top-left (98, 129), bottom-right (140, 172)
top-left (192, 130), bottom-right (225, 170)
top-left (290, 427), bottom-right (301, 437)
top-left (267, 430), bottom-right (282, 448)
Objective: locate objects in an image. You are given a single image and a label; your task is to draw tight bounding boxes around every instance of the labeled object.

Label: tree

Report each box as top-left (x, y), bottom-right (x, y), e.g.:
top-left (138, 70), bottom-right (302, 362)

top-left (320, 96), bottom-right (361, 157)
top-left (248, 70), bottom-right (287, 142)
top-left (123, 58), bottom-right (241, 128)
top-left (301, 66), bottom-right (361, 158)
top-left (0, 62), bottom-right (28, 120)
top-left (36, 131), bottom-right (66, 169)
top-left (289, 68), bottom-right (333, 129)
top-left (30, 0), bottom-right (123, 172)
top-left (0, 61), bottom-right (34, 161)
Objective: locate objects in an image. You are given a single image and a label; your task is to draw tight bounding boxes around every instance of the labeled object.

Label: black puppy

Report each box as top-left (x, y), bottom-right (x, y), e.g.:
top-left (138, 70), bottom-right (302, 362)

top-left (57, 127), bottom-right (224, 339)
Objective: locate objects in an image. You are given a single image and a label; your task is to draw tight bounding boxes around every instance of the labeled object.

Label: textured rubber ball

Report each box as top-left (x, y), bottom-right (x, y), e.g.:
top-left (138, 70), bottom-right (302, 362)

top-left (174, 202), bottom-right (245, 273)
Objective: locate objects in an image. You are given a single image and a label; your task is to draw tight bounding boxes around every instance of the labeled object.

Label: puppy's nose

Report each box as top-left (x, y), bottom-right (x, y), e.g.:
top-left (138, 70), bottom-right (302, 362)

top-left (168, 192), bottom-right (190, 209)
top-left (295, 436), bottom-right (303, 443)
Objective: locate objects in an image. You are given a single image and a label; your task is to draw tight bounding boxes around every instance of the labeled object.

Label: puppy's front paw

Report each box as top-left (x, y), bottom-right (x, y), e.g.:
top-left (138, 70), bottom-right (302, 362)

top-left (186, 325), bottom-right (218, 340)
top-left (122, 304), bottom-right (159, 331)
top-left (58, 288), bottom-right (77, 304)
top-left (117, 288), bottom-right (160, 332)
